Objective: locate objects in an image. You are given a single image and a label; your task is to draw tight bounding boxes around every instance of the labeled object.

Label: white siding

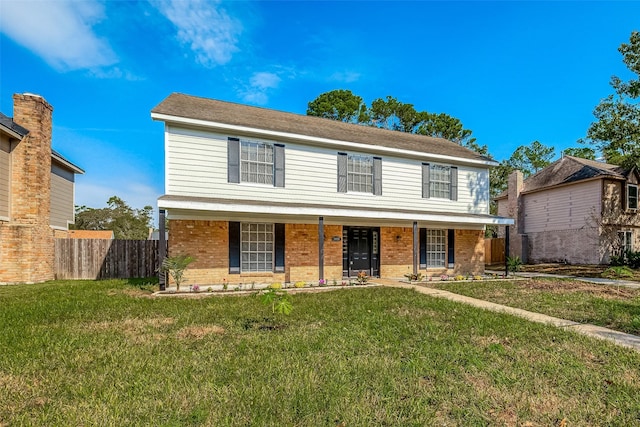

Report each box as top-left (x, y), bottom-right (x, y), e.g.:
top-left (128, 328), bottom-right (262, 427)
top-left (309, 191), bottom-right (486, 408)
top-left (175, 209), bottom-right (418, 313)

top-left (522, 180), bottom-right (601, 233)
top-left (0, 135), bottom-right (10, 219)
top-left (165, 126), bottom-right (491, 215)
top-left (50, 172), bottom-right (74, 229)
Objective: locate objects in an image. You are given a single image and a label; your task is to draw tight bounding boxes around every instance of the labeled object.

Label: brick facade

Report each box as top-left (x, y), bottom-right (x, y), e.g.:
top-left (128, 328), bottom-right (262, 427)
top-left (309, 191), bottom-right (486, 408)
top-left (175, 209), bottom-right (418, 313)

top-left (169, 220), bottom-right (485, 284)
top-left (0, 94), bottom-right (55, 284)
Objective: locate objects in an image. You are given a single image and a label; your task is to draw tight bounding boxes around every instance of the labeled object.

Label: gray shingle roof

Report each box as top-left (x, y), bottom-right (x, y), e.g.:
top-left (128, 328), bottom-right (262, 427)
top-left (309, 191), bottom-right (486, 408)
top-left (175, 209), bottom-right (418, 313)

top-left (497, 156), bottom-right (629, 199)
top-left (0, 112), bottom-right (29, 137)
top-left (152, 93), bottom-right (492, 163)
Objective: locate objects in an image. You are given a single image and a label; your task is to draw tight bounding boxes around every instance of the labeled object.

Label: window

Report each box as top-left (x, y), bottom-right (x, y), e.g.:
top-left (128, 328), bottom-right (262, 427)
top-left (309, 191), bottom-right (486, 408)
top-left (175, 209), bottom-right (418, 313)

top-left (337, 153), bottom-right (382, 195)
top-left (628, 184), bottom-right (638, 210)
top-left (619, 230), bottom-right (633, 256)
top-left (241, 223), bottom-right (274, 272)
top-left (241, 140), bottom-right (274, 185)
top-left (422, 163), bottom-right (458, 200)
top-left (426, 229), bottom-right (446, 268)
top-left (348, 155), bottom-right (373, 193)
top-left (430, 164), bottom-right (451, 199)
top-left (228, 138), bottom-right (284, 187)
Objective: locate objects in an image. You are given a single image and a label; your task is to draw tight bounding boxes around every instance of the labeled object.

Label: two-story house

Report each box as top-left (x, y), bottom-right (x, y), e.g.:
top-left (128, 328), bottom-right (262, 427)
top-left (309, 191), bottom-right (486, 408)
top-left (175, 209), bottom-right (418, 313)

top-left (152, 93), bottom-right (512, 284)
top-left (0, 93), bottom-right (84, 284)
top-left (496, 155), bottom-right (640, 264)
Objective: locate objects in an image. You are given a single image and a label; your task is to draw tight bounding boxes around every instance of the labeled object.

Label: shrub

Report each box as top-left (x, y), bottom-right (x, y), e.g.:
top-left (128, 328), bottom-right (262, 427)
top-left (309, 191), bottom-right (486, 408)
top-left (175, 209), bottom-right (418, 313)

top-left (602, 266), bottom-right (634, 279)
top-left (626, 251), bottom-right (640, 269)
top-left (404, 272), bottom-right (423, 282)
top-left (160, 254), bottom-right (195, 291)
top-left (270, 282), bottom-right (282, 290)
top-left (507, 256), bottom-right (523, 272)
top-left (357, 271), bottom-right (369, 285)
top-left (454, 275), bottom-right (465, 281)
top-left (294, 281), bottom-right (306, 288)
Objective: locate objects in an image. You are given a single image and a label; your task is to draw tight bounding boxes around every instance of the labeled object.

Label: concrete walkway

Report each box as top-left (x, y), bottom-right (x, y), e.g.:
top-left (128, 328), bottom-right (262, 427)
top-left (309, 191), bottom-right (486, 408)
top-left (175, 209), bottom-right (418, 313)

top-left (486, 270), bottom-right (640, 289)
top-left (374, 279), bottom-right (640, 353)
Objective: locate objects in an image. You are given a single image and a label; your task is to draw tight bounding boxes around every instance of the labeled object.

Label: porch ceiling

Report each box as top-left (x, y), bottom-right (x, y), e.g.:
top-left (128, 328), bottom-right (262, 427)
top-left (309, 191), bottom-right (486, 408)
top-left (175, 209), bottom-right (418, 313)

top-left (158, 195), bottom-right (514, 229)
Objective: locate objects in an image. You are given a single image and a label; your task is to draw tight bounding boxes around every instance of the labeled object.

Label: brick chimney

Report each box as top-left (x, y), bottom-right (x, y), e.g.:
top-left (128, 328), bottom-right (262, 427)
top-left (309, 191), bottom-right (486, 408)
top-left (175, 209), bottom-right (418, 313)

top-left (0, 93), bottom-right (54, 283)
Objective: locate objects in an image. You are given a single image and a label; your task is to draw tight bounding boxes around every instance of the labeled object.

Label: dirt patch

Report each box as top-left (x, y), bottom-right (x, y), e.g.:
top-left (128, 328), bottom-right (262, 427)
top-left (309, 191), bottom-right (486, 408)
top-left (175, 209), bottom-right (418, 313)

top-left (176, 325), bottom-right (225, 340)
top-left (521, 279), bottom-right (637, 299)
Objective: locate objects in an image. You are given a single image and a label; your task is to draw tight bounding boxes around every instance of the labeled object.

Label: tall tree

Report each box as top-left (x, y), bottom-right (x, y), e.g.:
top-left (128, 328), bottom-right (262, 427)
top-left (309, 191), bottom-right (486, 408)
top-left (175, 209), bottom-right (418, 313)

top-left (306, 89), bottom-right (368, 123)
top-left (583, 31), bottom-right (640, 170)
top-left (72, 196), bottom-right (153, 240)
top-left (507, 141), bottom-right (555, 177)
top-left (562, 147), bottom-right (596, 160)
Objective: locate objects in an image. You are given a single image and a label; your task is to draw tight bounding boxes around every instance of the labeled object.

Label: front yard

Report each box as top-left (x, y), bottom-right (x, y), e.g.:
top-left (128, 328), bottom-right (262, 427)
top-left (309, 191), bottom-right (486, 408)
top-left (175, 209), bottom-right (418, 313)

top-left (1, 279), bottom-right (640, 426)
top-left (433, 278), bottom-right (640, 335)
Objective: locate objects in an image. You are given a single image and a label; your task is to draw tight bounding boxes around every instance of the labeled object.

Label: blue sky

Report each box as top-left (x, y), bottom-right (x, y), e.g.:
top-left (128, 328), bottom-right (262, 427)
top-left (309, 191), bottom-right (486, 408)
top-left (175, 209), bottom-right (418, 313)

top-left (1, 1), bottom-right (639, 220)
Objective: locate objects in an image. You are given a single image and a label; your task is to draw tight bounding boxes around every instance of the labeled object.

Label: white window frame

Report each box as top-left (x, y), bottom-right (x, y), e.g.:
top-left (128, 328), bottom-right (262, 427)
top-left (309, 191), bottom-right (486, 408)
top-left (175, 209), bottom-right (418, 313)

top-left (347, 154), bottom-right (373, 193)
top-left (241, 140), bottom-right (274, 185)
top-left (429, 164), bottom-right (451, 199)
top-left (628, 184), bottom-right (638, 210)
top-left (241, 223), bottom-right (274, 272)
top-left (619, 230), bottom-right (633, 256)
top-left (426, 229), bottom-right (446, 268)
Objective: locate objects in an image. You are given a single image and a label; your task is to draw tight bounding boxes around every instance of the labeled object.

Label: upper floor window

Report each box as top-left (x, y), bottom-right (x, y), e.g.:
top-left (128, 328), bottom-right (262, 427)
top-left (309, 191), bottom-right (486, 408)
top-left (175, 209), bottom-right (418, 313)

top-left (422, 163), bottom-right (458, 201)
top-left (337, 152), bottom-right (382, 195)
top-left (628, 184), bottom-right (638, 210)
top-left (241, 141), bottom-right (273, 185)
top-left (348, 155), bottom-right (373, 193)
top-left (228, 137), bottom-right (284, 187)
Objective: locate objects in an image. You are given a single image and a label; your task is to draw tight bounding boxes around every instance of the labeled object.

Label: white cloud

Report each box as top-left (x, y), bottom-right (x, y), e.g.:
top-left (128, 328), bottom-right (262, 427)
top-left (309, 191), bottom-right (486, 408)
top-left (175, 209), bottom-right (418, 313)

top-left (154, 0), bottom-right (241, 67)
top-left (0, 0), bottom-right (117, 71)
top-left (329, 71), bottom-right (361, 83)
top-left (238, 71), bottom-right (281, 105)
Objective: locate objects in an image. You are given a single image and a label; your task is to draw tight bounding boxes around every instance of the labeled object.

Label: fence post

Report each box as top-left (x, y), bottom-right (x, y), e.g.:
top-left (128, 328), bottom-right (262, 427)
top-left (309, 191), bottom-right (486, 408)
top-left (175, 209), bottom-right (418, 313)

top-left (159, 209), bottom-right (167, 291)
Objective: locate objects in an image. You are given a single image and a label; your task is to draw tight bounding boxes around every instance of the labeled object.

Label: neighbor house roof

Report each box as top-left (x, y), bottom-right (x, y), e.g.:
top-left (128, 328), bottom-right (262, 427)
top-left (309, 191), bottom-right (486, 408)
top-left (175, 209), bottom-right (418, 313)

top-left (68, 230), bottom-right (114, 239)
top-left (52, 149), bottom-right (85, 174)
top-left (0, 112), bottom-right (29, 139)
top-left (495, 156), bottom-right (629, 200)
top-left (151, 93), bottom-right (494, 165)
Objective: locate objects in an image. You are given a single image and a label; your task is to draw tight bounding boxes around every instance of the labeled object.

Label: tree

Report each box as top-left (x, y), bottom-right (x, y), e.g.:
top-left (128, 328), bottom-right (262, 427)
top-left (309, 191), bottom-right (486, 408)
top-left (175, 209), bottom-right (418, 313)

top-left (583, 31), bottom-right (640, 169)
top-left (562, 147), bottom-right (596, 160)
top-left (306, 89), bottom-right (368, 123)
top-left (72, 196), bottom-right (153, 240)
top-left (507, 141), bottom-right (555, 177)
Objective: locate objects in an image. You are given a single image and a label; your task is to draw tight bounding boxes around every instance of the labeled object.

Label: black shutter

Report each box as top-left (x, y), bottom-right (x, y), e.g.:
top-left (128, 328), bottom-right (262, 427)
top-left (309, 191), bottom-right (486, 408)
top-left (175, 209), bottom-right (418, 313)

top-left (337, 152), bottom-right (348, 192)
top-left (450, 166), bottom-right (458, 201)
top-left (373, 157), bottom-right (382, 195)
top-left (448, 229), bottom-right (455, 267)
top-left (228, 137), bottom-right (240, 183)
top-left (419, 228), bottom-right (426, 269)
top-left (274, 144), bottom-right (285, 188)
top-left (274, 223), bottom-right (285, 272)
top-left (422, 163), bottom-right (430, 198)
top-left (229, 222), bottom-right (240, 274)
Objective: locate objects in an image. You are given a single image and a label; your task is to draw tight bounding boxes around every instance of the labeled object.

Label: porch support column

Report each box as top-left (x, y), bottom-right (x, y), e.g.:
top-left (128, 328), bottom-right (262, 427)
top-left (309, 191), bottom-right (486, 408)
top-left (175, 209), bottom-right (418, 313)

top-left (319, 216), bottom-right (324, 281)
top-left (505, 225), bottom-right (510, 277)
top-left (159, 209), bottom-right (167, 291)
top-left (412, 221), bottom-right (418, 275)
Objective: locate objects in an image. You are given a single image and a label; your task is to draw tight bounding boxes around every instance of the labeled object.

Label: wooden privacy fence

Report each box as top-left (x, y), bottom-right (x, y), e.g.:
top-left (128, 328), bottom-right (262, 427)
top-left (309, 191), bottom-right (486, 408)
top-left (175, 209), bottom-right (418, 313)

top-left (484, 237), bottom-right (506, 265)
top-left (55, 239), bottom-right (159, 280)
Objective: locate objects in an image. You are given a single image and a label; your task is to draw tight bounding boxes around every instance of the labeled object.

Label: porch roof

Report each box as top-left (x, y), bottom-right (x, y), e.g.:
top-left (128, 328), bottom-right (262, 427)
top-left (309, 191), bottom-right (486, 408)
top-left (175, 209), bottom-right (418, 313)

top-left (158, 195), bottom-right (514, 228)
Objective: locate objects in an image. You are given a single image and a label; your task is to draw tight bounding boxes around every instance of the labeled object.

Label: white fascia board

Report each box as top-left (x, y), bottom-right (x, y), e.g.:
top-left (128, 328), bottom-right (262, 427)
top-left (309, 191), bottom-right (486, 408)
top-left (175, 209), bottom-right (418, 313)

top-left (0, 125), bottom-right (24, 140)
top-left (158, 198), bottom-right (514, 226)
top-left (151, 112), bottom-right (498, 168)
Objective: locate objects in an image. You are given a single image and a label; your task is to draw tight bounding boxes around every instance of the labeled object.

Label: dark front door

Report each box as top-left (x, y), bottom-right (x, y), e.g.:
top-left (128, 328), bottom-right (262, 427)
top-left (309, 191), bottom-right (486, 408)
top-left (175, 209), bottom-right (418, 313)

top-left (349, 228), bottom-right (371, 273)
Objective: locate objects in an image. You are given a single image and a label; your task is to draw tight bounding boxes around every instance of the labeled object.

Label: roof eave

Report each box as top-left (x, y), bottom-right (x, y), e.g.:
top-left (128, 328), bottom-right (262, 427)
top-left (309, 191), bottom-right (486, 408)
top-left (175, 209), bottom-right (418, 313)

top-left (52, 150), bottom-right (85, 174)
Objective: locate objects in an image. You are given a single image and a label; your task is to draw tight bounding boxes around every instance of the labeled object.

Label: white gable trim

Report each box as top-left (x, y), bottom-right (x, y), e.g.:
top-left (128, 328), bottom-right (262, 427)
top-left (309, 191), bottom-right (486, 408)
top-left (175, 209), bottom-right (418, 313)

top-left (151, 112), bottom-right (497, 168)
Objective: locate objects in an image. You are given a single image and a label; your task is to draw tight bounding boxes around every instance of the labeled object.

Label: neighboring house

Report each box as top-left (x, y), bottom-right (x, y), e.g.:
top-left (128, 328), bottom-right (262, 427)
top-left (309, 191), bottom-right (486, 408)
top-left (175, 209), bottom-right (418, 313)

top-left (0, 93), bottom-right (84, 284)
top-left (68, 230), bottom-right (115, 239)
top-left (496, 155), bottom-right (640, 265)
top-left (152, 93), bottom-right (513, 284)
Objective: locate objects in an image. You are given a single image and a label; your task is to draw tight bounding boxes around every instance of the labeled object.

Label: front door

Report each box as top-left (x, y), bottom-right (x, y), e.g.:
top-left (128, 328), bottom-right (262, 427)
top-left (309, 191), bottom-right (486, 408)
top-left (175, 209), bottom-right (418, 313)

top-left (343, 227), bottom-right (379, 277)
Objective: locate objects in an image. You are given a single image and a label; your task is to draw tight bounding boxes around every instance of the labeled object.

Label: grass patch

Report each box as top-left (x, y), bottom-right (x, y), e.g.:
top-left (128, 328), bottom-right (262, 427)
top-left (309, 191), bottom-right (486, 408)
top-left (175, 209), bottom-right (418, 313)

top-left (1, 279), bottom-right (639, 425)
top-left (433, 278), bottom-right (640, 335)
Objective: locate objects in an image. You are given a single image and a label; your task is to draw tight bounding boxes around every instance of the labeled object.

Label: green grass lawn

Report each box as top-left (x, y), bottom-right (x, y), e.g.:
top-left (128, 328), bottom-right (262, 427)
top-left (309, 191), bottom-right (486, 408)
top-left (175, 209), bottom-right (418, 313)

top-left (433, 278), bottom-right (640, 336)
top-left (1, 279), bottom-right (640, 426)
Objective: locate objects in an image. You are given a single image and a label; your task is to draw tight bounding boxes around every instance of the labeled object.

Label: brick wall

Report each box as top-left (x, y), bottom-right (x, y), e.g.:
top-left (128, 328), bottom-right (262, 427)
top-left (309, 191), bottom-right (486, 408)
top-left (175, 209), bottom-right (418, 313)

top-left (453, 229), bottom-right (485, 275)
top-left (0, 94), bottom-right (54, 284)
top-left (380, 226), bottom-right (413, 278)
